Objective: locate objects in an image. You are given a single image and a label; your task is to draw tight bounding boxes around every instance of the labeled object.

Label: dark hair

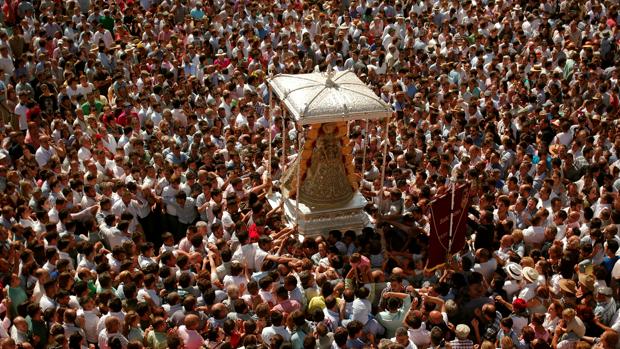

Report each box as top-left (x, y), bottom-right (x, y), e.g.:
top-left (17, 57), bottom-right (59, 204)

top-left (334, 327), bottom-right (348, 345)
top-left (346, 320), bottom-right (364, 337)
top-left (270, 310), bottom-right (283, 326)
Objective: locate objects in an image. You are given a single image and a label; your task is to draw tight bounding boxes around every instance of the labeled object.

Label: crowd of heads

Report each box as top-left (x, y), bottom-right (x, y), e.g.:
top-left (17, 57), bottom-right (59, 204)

top-left (0, 0), bottom-right (620, 349)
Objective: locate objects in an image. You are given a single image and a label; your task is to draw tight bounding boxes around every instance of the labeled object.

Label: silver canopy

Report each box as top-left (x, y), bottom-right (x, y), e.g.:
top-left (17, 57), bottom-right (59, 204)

top-left (268, 70), bottom-right (392, 125)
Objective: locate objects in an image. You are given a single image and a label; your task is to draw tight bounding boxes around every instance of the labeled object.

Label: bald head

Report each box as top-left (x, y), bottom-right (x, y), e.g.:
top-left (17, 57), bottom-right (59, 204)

top-left (212, 303), bottom-right (228, 320)
top-left (429, 310), bottom-right (443, 324)
top-left (13, 316), bottom-right (26, 328)
top-left (185, 314), bottom-right (200, 329)
top-left (482, 303), bottom-right (496, 317)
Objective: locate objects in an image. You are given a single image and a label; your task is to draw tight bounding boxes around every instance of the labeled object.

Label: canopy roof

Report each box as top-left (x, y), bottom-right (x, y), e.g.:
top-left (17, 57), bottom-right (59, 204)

top-left (268, 71), bottom-right (392, 125)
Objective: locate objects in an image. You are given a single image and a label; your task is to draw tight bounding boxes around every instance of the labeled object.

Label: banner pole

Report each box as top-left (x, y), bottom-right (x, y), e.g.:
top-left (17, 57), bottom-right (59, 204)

top-left (295, 123), bottom-right (302, 228)
top-left (361, 119), bottom-right (369, 176)
top-left (268, 84), bottom-right (273, 180)
top-left (379, 114), bottom-right (390, 212)
top-left (448, 180), bottom-right (456, 254)
top-left (282, 108), bottom-right (286, 170)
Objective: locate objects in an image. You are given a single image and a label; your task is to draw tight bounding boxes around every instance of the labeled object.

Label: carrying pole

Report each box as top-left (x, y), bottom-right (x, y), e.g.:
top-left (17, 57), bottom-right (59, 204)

top-left (379, 113), bottom-right (390, 212)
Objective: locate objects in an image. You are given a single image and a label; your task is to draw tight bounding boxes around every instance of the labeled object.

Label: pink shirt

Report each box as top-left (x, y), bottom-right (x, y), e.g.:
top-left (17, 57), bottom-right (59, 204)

top-left (178, 325), bottom-right (205, 349)
top-left (272, 299), bottom-right (301, 316)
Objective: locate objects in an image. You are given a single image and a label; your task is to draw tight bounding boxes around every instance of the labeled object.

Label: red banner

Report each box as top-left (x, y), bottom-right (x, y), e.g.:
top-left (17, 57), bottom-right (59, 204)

top-left (427, 183), bottom-right (471, 270)
top-left (427, 190), bottom-right (452, 269)
top-left (450, 183), bottom-right (470, 254)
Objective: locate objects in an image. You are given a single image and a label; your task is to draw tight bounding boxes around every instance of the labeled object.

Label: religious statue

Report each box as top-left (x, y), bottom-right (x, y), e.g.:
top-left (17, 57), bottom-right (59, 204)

top-left (298, 123), bottom-right (354, 207)
top-left (280, 122), bottom-right (356, 209)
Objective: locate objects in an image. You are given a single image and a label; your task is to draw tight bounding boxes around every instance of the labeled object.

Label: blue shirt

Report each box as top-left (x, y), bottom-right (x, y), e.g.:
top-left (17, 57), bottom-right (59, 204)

top-left (190, 8), bottom-right (205, 20)
top-left (603, 256), bottom-right (619, 274)
top-left (291, 330), bottom-right (307, 349)
top-left (346, 338), bottom-right (366, 349)
top-left (406, 85), bottom-right (417, 98)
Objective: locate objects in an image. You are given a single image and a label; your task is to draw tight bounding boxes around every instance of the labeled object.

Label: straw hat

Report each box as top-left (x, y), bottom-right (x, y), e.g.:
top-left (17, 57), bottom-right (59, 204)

top-left (559, 279), bottom-right (577, 295)
top-left (504, 263), bottom-right (523, 281)
top-left (578, 273), bottom-right (595, 292)
top-left (522, 267), bottom-right (539, 283)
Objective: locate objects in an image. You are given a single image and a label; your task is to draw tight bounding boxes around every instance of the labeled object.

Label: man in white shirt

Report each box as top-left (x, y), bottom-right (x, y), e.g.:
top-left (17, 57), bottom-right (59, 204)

top-left (9, 317), bottom-right (28, 344)
top-left (92, 22), bottom-right (113, 49)
top-left (97, 298), bottom-right (125, 334)
top-left (235, 106), bottom-right (250, 128)
top-left (473, 248), bottom-right (497, 282)
top-left (35, 136), bottom-right (58, 168)
top-left (230, 225), bottom-right (255, 263)
top-left (100, 216), bottom-right (130, 249)
top-left (14, 91), bottom-right (29, 131)
top-left (39, 279), bottom-right (58, 312)
top-left (111, 190), bottom-right (145, 231)
top-left (98, 316), bottom-right (128, 349)
top-left (392, 327), bottom-right (417, 349)
top-left (261, 311), bottom-right (291, 343)
top-left (406, 311), bottom-right (431, 349)
top-left (137, 274), bottom-right (161, 306)
top-left (523, 215), bottom-right (546, 248)
top-left (342, 287), bottom-right (385, 337)
top-left (77, 296), bottom-right (100, 344)
top-left (77, 135), bottom-right (93, 161)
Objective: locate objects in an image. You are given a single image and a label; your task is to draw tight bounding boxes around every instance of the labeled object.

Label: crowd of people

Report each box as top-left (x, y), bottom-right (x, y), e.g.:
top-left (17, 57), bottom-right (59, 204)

top-left (0, 0), bottom-right (619, 349)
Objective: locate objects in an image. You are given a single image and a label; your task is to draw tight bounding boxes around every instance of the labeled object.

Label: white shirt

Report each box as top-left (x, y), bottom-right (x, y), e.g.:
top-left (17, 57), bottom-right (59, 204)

top-left (391, 337), bottom-right (417, 349)
top-left (261, 325), bottom-right (291, 344)
top-left (511, 314), bottom-right (529, 337)
top-left (223, 275), bottom-right (247, 292)
top-left (235, 113), bottom-right (249, 128)
top-left (553, 132), bottom-right (573, 147)
top-left (76, 83), bottom-right (94, 96)
top-left (35, 146), bottom-right (56, 167)
top-left (137, 287), bottom-right (161, 306)
top-left (39, 294), bottom-right (56, 311)
top-left (161, 185), bottom-right (179, 215)
top-left (254, 247), bottom-right (269, 271)
top-left (350, 298), bottom-right (371, 325)
top-left (232, 243), bottom-right (257, 272)
top-left (15, 103), bottom-right (28, 130)
top-left (138, 255), bottom-right (156, 270)
top-left (503, 280), bottom-right (523, 300)
top-left (97, 311), bottom-right (125, 334)
top-left (612, 259), bottom-right (620, 279)
top-left (77, 309), bottom-right (100, 343)
top-left (523, 225), bottom-right (545, 246)
top-left (518, 282), bottom-right (538, 301)
top-left (93, 29), bottom-right (114, 49)
top-left (101, 225), bottom-right (129, 249)
top-left (259, 289), bottom-right (275, 305)
top-left (106, 254), bottom-right (122, 274)
top-left (98, 329), bottom-right (128, 349)
top-left (324, 308), bottom-right (340, 330)
top-left (408, 325), bottom-right (431, 348)
top-left (473, 259), bottom-right (497, 281)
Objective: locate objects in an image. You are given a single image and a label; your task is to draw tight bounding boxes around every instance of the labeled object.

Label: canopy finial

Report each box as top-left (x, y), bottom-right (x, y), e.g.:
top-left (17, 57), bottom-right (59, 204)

top-left (325, 67), bottom-right (336, 88)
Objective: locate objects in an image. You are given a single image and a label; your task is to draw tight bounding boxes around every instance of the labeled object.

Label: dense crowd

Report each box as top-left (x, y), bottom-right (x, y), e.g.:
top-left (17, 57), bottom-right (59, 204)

top-left (0, 0), bottom-right (619, 349)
